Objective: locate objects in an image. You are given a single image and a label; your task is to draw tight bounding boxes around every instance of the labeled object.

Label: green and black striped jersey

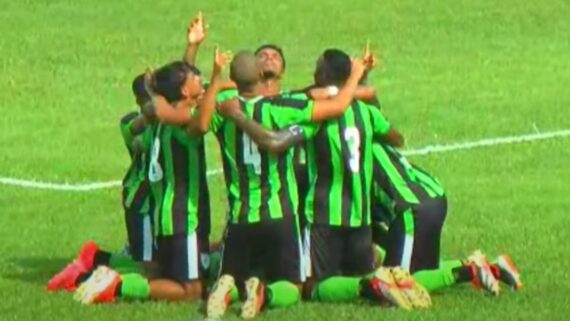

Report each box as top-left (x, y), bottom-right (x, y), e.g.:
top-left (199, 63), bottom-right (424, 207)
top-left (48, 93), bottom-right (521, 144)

top-left (148, 122), bottom-right (210, 237)
top-left (212, 93), bottom-right (314, 224)
top-left (371, 143), bottom-right (445, 223)
top-left (302, 100), bottom-right (392, 227)
top-left (120, 112), bottom-right (151, 214)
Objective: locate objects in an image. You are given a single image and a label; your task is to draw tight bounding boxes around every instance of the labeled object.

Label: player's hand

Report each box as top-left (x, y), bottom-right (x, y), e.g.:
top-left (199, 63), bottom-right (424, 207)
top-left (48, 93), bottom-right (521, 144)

top-left (187, 12), bottom-right (206, 45)
top-left (217, 98), bottom-right (241, 118)
top-left (362, 41), bottom-right (377, 71)
top-left (213, 46), bottom-right (233, 76)
top-left (350, 58), bottom-right (366, 80)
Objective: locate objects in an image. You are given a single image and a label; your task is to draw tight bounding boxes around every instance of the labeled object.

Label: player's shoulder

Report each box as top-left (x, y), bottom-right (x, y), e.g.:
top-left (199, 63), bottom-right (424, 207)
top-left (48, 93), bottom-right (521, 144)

top-left (216, 89), bottom-right (239, 103)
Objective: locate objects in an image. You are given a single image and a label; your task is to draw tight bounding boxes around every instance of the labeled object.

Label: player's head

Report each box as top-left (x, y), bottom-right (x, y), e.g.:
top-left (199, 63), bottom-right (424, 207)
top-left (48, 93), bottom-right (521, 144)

top-left (131, 74), bottom-right (151, 108)
top-left (255, 44), bottom-right (285, 80)
top-left (153, 61), bottom-right (204, 106)
top-left (314, 48), bottom-right (351, 87)
top-left (230, 50), bottom-right (262, 92)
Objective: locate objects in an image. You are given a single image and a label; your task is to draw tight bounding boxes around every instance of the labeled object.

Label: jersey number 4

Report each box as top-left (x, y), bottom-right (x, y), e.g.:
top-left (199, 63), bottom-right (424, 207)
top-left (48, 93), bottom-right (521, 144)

top-left (243, 134), bottom-right (262, 175)
top-left (344, 127), bottom-right (361, 173)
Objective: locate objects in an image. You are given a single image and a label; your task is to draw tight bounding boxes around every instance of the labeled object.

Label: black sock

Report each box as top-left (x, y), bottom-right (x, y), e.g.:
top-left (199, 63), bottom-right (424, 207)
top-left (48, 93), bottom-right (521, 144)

top-left (358, 278), bottom-right (375, 301)
top-left (114, 281), bottom-right (123, 297)
top-left (75, 271), bottom-right (93, 287)
top-left (93, 250), bottom-right (112, 267)
top-left (452, 266), bottom-right (473, 283)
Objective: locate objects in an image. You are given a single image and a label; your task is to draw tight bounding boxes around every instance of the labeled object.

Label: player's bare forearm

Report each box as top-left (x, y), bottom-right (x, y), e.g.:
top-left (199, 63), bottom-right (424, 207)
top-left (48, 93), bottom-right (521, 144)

top-left (185, 75), bottom-right (221, 136)
top-left (150, 96), bottom-right (193, 125)
top-left (183, 44), bottom-right (200, 65)
top-left (311, 68), bottom-right (361, 121)
top-left (309, 85), bottom-right (376, 103)
top-left (227, 111), bottom-right (303, 154)
top-left (379, 128), bottom-right (405, 147)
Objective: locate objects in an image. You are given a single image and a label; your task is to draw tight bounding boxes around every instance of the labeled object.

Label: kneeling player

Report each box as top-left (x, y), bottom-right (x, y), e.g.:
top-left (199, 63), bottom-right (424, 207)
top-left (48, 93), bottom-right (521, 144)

top-left (72, 50), bottom-right (229, 304)
top-left (370, 142), bottom-right (523, 295)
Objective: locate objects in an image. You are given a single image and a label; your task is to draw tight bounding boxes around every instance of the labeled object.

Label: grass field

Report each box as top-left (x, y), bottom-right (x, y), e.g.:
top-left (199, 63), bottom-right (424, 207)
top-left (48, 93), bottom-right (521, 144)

top-left (1, 0), bottom-right (570, 320)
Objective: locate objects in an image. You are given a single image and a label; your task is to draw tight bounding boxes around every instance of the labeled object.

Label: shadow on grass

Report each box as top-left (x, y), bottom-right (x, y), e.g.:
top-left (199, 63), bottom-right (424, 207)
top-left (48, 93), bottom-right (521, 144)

top-left (1, 256), bottom-right (71, 285)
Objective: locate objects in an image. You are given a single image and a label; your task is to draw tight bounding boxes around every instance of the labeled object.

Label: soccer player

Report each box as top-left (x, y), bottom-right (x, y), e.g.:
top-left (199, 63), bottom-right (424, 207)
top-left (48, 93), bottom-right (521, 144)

top-left (47, 76), bottom-right (156, 292)
top-left (212, 49), bottom-right (428, 310)
top-left (73, 48), bottom-right (230, 304)
top-left (205, 51), bottom-right (377, 319)
top-left (47, 12), bottom-right (211, 294)
top-left (370, 142), bottom-right (523, 295)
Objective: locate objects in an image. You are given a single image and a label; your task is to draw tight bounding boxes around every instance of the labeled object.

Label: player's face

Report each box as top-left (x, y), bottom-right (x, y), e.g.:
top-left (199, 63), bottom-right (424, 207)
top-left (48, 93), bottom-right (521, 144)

top-left (181, 74), bottom-right (205, 106)
top-left (257, 48), bottom-right (284, 79)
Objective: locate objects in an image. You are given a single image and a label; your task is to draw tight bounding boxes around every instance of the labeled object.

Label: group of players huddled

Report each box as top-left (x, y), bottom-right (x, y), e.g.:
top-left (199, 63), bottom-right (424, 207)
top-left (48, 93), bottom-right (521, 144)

top-left (47, 13), bottom-right (522, 319)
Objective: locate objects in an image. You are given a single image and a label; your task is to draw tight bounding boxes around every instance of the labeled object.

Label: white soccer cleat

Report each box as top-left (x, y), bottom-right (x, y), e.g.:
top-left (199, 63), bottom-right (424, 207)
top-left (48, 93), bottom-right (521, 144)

top-left (73, 266), bottom-right (121, 304)
top-left (207, 274), bottom-right (235, 319)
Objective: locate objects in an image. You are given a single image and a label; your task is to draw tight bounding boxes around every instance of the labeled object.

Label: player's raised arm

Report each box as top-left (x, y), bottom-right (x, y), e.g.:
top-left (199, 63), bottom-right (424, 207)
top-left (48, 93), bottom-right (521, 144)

top-left (185, 47), bottom-right (232, 136)
top-left (183, 12), bottom-right (206, 65)
top-left (310, 58), bottom-right (365, 121)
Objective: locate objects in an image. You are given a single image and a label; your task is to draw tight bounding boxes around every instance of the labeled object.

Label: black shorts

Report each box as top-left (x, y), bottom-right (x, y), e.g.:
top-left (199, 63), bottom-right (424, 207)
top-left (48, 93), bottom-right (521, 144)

top-left (220, 217), bottom-right (303, 286)
top-left (156, 232), bottom-right (210, 283)
top-left (383, 196), bottom-right (448, 273)
top-left (124, 209), bottom-right (155, 262)
top-left (306, 225), bottom-right (375, 281)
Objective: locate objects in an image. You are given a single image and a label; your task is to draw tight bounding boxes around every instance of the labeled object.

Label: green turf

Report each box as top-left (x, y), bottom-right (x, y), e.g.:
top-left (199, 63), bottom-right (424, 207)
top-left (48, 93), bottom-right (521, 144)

top-left (1, 0), bottom-right (570, 320)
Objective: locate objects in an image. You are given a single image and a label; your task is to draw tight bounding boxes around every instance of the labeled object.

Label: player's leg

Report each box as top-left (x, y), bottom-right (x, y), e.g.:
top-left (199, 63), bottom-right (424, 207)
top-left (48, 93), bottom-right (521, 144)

top-left (304, 225), bottom-right (344, 301)
top-left (344, 226), bottom-right (421, 309)
top-left (240, 217), bottom-right (303, 319)
top-left (125, 210), bottom-right (159, 276)
top-left (74, 231), bottom-right (209, 304)
top-left (47, 240), bottom-right (143, 292)
top-left (207, 224), bottom-right (251, 319)
top-left (148, 232), bottom-right (208, 301)
top-left (73, 266), bottom-right (151, 304)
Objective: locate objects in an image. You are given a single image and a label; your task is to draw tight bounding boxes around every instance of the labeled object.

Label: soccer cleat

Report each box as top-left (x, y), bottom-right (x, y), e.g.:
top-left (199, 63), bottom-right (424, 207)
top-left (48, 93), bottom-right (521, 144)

top-left (390, 267), bottom-right (432, 309)
top-left (494, 255), bottom-right (523, 290)
top-left (76, 240), bottom-right (99, 270)
top-left (73, 266), bottom-right (121, 304)
top-left (47, 260), bottom-right (88, 292)
top-left (241, 277), bottom-right (266, 319)
top-left (207, 274), bottom-right (235, 319)
top-left (46, 241), bottom-right (100, 292)
top-left (368, 267), bottom-right (412, 310)
top-left (467, 250), bottom-right (500, 296)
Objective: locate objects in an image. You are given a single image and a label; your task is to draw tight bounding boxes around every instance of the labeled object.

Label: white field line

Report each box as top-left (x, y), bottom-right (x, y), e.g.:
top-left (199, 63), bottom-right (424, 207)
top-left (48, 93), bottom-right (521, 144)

top-left (1, 129), bottom-right (569, 192)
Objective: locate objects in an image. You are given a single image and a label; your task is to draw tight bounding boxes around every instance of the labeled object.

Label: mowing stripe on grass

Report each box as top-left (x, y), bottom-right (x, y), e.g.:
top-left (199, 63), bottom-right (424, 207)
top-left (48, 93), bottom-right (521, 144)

top-left (1, 129), bottom-right (569, 192)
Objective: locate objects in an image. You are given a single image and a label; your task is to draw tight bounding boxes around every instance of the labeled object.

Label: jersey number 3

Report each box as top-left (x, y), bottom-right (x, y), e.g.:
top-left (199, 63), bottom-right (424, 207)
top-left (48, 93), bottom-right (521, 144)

top-left (243, 134), bottom-right (262, 175)
top-left (344, 127), bottom-right (361, 173)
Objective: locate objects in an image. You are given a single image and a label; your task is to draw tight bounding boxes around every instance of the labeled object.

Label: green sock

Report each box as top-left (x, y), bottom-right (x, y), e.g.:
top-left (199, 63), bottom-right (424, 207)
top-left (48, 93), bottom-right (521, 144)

top-left (413, 259), bottom-right (464, 292)
top-left (413, 269), bottom-right (456, 293)
top-left (120, 273), bottom-right (150, 300)
top-left (109, 254), bottom-right (143, 274)
top-left (311, 277), bottom-right (361, 302)
top-left (266, 281), bottom-right (300, 308)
